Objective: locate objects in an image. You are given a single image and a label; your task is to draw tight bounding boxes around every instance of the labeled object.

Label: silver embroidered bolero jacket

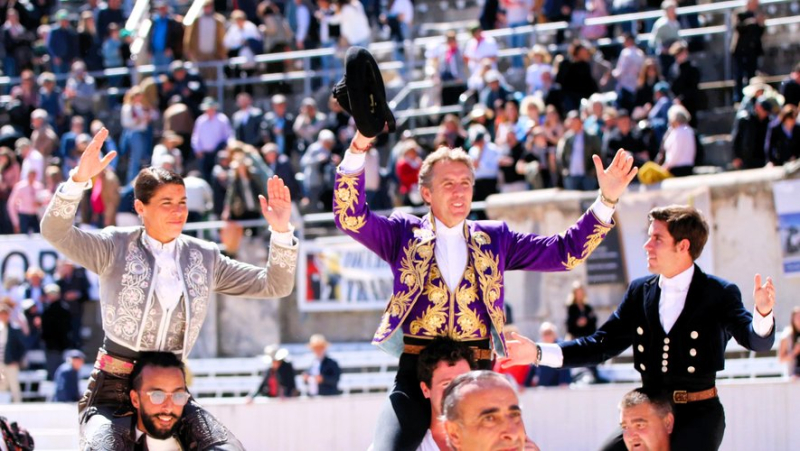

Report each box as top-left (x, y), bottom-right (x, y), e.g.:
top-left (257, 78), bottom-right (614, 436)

top-left (40, 188), bottom-right (298, 358)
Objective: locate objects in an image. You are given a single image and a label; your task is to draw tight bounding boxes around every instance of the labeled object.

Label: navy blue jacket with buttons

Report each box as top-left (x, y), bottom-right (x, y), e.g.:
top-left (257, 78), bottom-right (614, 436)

top-left (559, 265), bottom-right (775, 392)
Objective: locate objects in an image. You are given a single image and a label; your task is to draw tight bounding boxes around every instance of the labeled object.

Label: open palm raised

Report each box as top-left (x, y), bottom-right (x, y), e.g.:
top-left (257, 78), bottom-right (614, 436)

top-left (259, 176), bottom-right (292, 233)
top-left (73, 128), bottom-right (116, 183)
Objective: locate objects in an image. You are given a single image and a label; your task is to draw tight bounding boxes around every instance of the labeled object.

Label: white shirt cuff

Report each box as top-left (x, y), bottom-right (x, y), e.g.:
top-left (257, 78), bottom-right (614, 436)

top-left (338, 150), bottom-right (366, 174)
top-left (752, 308), bottom-right (774, 337)
top-left (60, 176), bottom-right (93, 199)
top-left (269, 224), bottom-right (296, 247)
top-left (590, 197), bottom-right (615, 224)
top-left (538, 343), bottom-right (564, 368)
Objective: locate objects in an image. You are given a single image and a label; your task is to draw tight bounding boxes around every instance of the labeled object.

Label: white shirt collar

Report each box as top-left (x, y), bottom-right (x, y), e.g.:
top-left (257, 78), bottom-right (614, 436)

top-left (144, 232), bottom-right (178, 255)
top-left (658, 265), bottom-right (694, 292)
top-left (433, 217), bottom-right (465, 238)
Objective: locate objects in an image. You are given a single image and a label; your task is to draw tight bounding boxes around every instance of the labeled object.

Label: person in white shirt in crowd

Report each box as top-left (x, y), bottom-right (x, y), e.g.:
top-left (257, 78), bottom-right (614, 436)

top-left (336, 0), bottom-right (371, 48)
top-left (504, 0), bottom-right (534, 69)
top-left (383, 0), bottom-right (414, 70)
top-left (659, 105), bottom-right (695, 177)
top-left (650, 1), bottom-right (681, 77)
top-left (302, 334), bottom-right (342, 396)
top-left (293, 97), bottom-right (328, 153)
top-left (463, 25), bottom-right (499, 75)
top-left (614, 34), bottom-right (646, 112)
top-left (182, 170), bottom-right (214, 225)
top-left (191, 97), bottom-right (233, 181)
top-left (292, 0), bottom-right (311, 50)
top-left (16, 138), bottom-right (44, 183)
top-left (152, 132), bottom-right (185, 175)
top-left (300, 129), bottom-right (338, 212)
top-left (7, 167), bottom-right (49, 234)
top-left (121, 86), bottom-right (159, 184)
top-left (224, 10), bottom-right (263, 89)
top-left (467, 126), bottom-right (501, 202)
top-left (316, 0), bottom-right (343, 87)
top-left (525, 45), bottom-right (553, 95)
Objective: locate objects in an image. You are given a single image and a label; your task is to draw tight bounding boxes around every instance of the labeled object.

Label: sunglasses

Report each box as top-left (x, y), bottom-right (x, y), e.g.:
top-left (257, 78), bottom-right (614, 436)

top-left (145, 390), bottom-right (190, 406)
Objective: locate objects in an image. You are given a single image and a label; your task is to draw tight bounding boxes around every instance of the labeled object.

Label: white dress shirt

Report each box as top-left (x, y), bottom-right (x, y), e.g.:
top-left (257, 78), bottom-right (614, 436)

top-left (662, 125), bottom-right (696, 170)
top-left (197, 14), bottom-right (217, 54)
top-left (540, 265), bottom-right (775, 367)
top-left (415, 430), bottom-right (439, 451)
top-left (135, 429), bottom-right (182, 451)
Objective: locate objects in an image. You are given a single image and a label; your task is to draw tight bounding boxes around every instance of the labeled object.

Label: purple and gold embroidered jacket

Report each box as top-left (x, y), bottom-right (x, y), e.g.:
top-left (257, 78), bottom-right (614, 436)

top-left (333, 169), bottom-right (614, 358)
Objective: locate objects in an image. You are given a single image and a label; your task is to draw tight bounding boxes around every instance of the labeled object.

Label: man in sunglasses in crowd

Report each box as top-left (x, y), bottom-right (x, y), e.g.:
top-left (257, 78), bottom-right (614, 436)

top-left (129, 352), bottom-right (193, 450)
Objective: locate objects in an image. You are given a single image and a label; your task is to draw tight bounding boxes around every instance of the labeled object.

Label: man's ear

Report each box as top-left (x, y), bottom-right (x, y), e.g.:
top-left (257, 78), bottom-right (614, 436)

top-left (130, 390), bottom-right (140, 410)
top-left (444, 420), bottom-right (462, 450)
top-left (678, 238), bottom-right (691, 255)
top-left (420, 382), bottom-right (431, 400)
top-left (420, 185), bottom-right (432, 206)
top-left (664, 412), bottom-right (675, 434)
top-left (134, 199), bottom-right (144, 217)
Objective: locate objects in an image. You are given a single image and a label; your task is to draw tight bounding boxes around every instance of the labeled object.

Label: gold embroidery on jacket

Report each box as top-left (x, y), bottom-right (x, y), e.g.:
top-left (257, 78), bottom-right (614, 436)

top-left (468, 235), bottom-right (505, 333)
top-left (334, 171), bottom-right (366, 232)
top-left (562, 224), bottom-right (611, 270)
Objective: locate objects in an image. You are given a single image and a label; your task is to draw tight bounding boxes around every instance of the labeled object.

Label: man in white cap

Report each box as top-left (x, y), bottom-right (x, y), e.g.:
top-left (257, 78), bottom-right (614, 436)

top-left (303, 334), bottom-right (341, 396)
top-left (300, 129), bottom-right (338, 213)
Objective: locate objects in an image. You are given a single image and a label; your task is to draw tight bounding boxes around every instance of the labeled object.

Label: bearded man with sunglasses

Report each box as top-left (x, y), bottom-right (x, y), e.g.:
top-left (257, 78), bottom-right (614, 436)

top-left (129, 352), bottom-right (193, 450)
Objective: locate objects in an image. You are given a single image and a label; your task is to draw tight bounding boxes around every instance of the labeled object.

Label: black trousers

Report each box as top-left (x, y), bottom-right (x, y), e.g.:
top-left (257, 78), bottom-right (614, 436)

top-left (600, 397), bottom-right (725, 451)
top-left (372, 352), bottom-right (492, 451)
top-left (79, 345), bottom-right (244, 450)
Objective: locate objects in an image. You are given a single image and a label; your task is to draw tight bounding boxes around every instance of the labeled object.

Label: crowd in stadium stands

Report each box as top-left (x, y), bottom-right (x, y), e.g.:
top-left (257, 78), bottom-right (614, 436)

top-left (0, 0), bottom-right (798, 402)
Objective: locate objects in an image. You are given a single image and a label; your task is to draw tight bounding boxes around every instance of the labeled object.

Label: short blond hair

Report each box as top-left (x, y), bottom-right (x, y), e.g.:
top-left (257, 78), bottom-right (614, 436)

top-left (418, 146), bottom-right (475, 193)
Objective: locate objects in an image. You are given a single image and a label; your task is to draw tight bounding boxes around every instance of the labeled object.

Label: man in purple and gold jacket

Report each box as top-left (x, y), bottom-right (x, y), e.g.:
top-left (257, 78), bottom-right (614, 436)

top-left (335, 130), bottom-right (638, 451)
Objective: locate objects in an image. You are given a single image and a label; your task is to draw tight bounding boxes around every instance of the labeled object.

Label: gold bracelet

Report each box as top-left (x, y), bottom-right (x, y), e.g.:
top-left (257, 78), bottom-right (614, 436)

top-left (600, 192), bottom-right (619, 206)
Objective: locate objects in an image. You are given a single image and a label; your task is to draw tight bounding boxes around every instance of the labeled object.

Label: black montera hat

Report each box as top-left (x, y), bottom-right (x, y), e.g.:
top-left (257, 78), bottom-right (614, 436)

top-left (332, 47), bottom-right (396, 138)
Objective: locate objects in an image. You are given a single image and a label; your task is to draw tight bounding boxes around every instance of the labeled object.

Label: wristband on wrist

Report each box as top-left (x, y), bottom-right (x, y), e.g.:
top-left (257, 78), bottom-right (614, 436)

top-left (600, 191), bottom-right (619, 206)
top-left (351, 139), bottom-right (372, 154)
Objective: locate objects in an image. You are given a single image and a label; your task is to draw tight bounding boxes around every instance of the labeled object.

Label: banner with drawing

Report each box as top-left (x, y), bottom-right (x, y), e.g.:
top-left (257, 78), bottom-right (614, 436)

top-left (772, 179), bottom-right (800, 276)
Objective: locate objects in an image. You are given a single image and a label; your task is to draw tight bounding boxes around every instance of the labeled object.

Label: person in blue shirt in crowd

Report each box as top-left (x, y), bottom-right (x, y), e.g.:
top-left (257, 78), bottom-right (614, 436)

top-left (53, 350), bottom-right (85, 402)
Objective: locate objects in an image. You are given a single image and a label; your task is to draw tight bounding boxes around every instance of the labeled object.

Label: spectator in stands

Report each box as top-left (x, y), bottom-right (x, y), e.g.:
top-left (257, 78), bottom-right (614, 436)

top-left (77, 11), bottom-right (103, 73)
top-left (152, 132), bottom-right (185, 175)
top-left (610, 0), bottom-right (638, 36)
top-left (148, 1), bottom-right (185, 70)
top-left (649, 1), bottom-right (680, 77)
top-left (558, 110), bottom-right (601, 190)
top-left (565, 281), bottom-right (597, 339)
top-left (261, 94), bottom-right (296, 158)
top-left (434, 31), bottom-right (468, 106)
top-left (495, 98), bottom-right (525, 150)
top-left (395, 141), bottom-right (423, 206)
top-left (182, 169), bottom-right (214, 226)
top-left (583, 96), bottom-right (607, 138)
top-left (92, 165), bottom-right (121, 228)
top-left (53, 349), bottom-right (85, 402)
top-left (293, 97), bottom-right (327, 155)
top-left (525, 45), bottom-right (553, 96)
top-left (315, 0), bottom-right (340, 87)
top-left (224, 10), bottom-right (262, 91)
top-left (261, 144), bottom-right (301, 203)
top-left (37, 72), bottom-right (63, 132)
top-left (96, 0), bottom-right (125, 44)
top-left (211, 150), bottom-right (232, 217)
top-left (47, 10), bottom-right (79, 78)
top-left (302, 334), bottom-right (341, 396)
top-left (542, 0), bottom-right (575, 45)
top-left (383, 0), bottom-right (414, 66)
top-left (778, 306), bottom-right (800, 379)
top-left (248, 345), bottom-right (298, 400)
top-left (542, 104), bottom-right (565, 149)
top-left (184, 0), bottom-right (227, 80)
top-left (619, 389), bottom-right (674, 451)
top-left (634, 58), bottom-right (662, 110)
top-left (300, 129), bottom-right (337, 212)
top-left (121, 86), bottom-right (158, 184)
top-left (192, 97), bottom-right (233, 180)
top-left (7, 167), bottom-right (48, 234)
top-left (55, 260), bottom-right (90, 349)
top-left (498, 127), bottom-right (531, 193)
top-left (324, 96), bottom-right (354, 151)
top-left (780, 63), bottom-right (800, 108)
top-left (467, 126), bottom-right (501, 202)
top-left (647, 81), bottom-right (673, 147)
top-left (479, 70), bottom-right (511, 110)
top-left (732, 96), bottom-right (772, 170)
top-left (64, 61), bottom-right (97, 129)
top-left (289, 0), bottom-right (312, 50)
top-left (0, 303), bottom-right (25, 403)
top-left (521, 126), bottom-right (555, 188)
top-left (659, 105), bottom-right (695, 176)
top-left (416, 336), bottom-right (476, 450)
top-left (614, 34), bottom-right (646, 112)
top-left (129, 352), bottom-right (190, 449)
top-left (17, 138), bottom-right (44, 183)
top-left (603, 109), bottom-right (647, 167)
top-left (19, 266), bottom-right (47, 313)
top-left (581, 0), bottom-right (609, 42)
top-left (442, 371), bottom-right (528, 451)
top-left (223, 158), bottom-right (265, 230)
top-left (556, 41), bottom-right (599, 114)
top-left (463, 26), bottom-right (499, 76)
top-left (336, 0), bottom-right (372, 48)
top-left (434, 114), bottom-right (468, 150)
top-left (525, 322), bottom-right (571, 387)
top-left (0, 147), bottom-right (20, 234)
top-left (30, 109), bottom-right (59, 158)
top-left (167, 61), bottom-right (208, 117)
top-left (10, 70), bottom-right (38, 132)
top-left (232, 93), bottom-right (264, 147)
top-left (62, 133), bottom-right (90, 181)
top-left (41, 284), bottom-right (72, 379)
top-left (59, 117), bottom-right (86, 164)
top-left (667, 42), bottom-right (700, 128)
top-left (2, 9), bottom-right (35, 79)
top-left (479, 0), bottom-right (502, 31)
top-left (766, 105), bottom-right (800, 166)
top-left (101, 23), bottom-right (124, 77)
top-left (502, 0), bottom-right (533, 69)
top-left (730, 0), bottom-right (765, 102)
top-left (259, 1), bottom-right (294, 92)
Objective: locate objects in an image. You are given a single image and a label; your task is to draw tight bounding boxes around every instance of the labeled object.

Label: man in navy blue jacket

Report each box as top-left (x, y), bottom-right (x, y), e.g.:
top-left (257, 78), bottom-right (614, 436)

top-left (1, 303), bottom-right (27, 403)
top-left (53, 350), bottom-right (86, 402)
top-left (303, 334), bottom-right (341, 396)
top-left (505, 205), bottom-right (776, 451)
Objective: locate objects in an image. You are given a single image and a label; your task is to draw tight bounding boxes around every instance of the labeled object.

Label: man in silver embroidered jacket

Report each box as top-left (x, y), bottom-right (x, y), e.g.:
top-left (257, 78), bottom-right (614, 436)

top-left (40, 129), bottom-right (299, 450)
top-left (334, 130), bottom-right (638, 451)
